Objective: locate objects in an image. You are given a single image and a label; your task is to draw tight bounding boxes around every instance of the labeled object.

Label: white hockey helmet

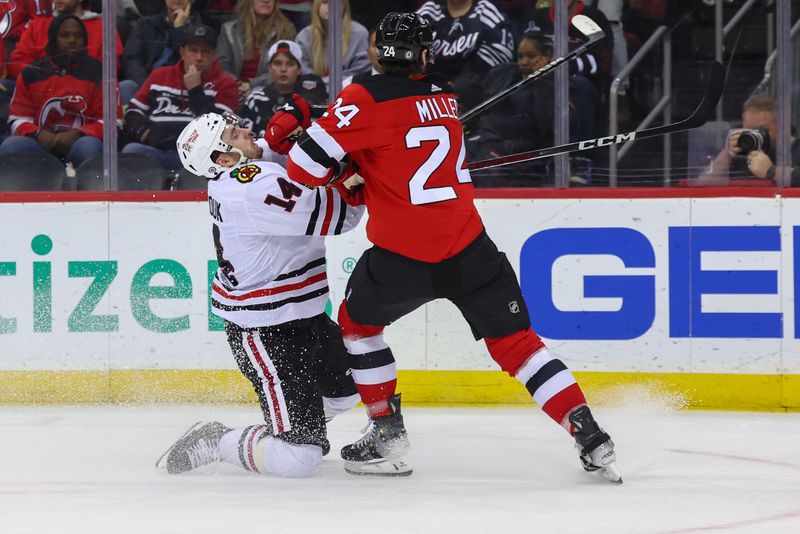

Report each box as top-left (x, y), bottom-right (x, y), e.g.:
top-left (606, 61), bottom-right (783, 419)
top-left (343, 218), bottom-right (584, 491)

top-left (176, 112), bottom-right (247, 178)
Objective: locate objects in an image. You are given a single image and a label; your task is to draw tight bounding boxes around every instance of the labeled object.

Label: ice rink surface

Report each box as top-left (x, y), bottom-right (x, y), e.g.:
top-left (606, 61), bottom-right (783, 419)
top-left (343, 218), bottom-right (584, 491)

top-left (1, 400), bottom-right (799, 534)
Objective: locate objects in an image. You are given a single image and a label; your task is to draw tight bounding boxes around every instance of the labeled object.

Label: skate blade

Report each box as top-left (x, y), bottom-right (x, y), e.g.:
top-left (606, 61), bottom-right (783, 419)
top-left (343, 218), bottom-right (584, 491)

top-left (155, 421), bottom-right (204, 469)
top-left (343, 457), bottom-right (413, 477)
top-left (599, 462), bottom-right (623, 484)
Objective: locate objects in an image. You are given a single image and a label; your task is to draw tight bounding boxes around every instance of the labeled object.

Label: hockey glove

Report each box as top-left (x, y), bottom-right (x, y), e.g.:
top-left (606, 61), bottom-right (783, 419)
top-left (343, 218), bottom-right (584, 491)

top-left (325, 155), bottom-right (360, 186)
top-left (265, 93), bottom-right (312, 155)
top-left (334, 174), bottom-right (365, 206)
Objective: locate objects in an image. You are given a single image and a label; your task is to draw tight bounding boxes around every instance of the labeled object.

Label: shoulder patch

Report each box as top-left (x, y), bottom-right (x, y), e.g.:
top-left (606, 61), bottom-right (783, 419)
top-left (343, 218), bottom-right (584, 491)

top-left (231, 164), bottom-right (261, 183)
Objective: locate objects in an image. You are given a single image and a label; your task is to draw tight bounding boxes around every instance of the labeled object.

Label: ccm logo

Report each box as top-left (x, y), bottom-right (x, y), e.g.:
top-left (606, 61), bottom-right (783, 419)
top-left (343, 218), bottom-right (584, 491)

top-left (578, 132), bottom-right (636, 149)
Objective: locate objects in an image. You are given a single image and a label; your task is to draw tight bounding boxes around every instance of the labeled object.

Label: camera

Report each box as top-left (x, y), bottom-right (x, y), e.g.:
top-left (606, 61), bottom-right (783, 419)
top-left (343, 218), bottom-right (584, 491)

top-left (732, 127), bottom-right (771, 155)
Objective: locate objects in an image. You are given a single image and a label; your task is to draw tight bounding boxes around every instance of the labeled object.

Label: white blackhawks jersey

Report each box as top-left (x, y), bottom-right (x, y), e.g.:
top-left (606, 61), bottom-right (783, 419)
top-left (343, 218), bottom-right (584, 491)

top-left (207, 159), bottom-right (364, 328)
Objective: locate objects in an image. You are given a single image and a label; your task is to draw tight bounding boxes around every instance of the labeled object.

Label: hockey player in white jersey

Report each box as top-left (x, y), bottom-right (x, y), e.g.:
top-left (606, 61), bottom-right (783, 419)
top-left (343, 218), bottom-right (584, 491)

top-left (158, 106), bottom-right (366, 478)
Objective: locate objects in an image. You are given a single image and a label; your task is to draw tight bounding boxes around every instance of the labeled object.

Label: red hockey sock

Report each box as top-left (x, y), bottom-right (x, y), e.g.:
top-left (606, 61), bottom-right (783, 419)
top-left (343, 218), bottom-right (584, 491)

top-left (355, 380), bottom-right (397, 418)
top-left (513, 346), bottom-right (587, 431)
top-left (542, 383), bottom-right (587, 430)
top-left (485, 328), bottom-right (546, 376)
top-left (338, 300), bottom-right (396, 418)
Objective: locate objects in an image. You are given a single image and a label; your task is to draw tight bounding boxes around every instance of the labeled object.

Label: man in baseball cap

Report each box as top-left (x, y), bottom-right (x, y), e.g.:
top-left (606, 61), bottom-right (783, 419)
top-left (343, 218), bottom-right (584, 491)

top-left (238, 39), bottom-right (327, 138)
top-left (121, 22), bottom-right (237, 176)
top-left (267, 40), bottom-right (304, 64)
top-left (182, 24), bottom-right (218, 48)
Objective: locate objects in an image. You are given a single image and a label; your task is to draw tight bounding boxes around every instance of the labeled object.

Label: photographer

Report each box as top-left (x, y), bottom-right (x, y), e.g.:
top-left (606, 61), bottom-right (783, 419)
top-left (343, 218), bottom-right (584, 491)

top-left (702, 94), bottom-right (799, 184)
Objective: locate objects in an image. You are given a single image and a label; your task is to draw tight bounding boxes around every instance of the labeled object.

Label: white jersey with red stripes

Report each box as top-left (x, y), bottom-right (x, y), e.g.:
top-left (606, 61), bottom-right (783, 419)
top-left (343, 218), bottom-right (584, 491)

top-left (208, 159), bottom-right (364, 328)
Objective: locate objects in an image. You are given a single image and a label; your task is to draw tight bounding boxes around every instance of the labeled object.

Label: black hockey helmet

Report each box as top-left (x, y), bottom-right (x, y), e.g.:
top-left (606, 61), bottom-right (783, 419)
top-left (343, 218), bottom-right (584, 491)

top-left (376, 12), bottom-right (433, 65)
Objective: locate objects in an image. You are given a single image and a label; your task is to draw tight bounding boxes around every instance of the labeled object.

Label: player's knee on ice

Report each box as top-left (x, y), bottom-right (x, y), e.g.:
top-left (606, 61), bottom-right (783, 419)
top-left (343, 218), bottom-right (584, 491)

top-left (219, 431), bottom-right (323, 477)
top-left (262, 437), bottom-right (323, 477)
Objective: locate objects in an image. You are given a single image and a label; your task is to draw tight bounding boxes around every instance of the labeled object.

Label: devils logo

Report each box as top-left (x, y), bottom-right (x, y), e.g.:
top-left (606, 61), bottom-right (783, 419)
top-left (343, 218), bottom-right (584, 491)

top-left (39, 95), bottom-right (88, 132)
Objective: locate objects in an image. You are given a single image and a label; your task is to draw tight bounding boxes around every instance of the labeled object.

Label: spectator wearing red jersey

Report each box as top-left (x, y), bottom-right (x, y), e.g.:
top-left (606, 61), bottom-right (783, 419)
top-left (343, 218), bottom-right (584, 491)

top-left (122, 24), bottom-right (238, 172)
top-left (1, 0), bottom-right (53, 43)
top-left (1, 15), bottom-right (106, 168)
top-left (7, 0), bottom-right (123, 80)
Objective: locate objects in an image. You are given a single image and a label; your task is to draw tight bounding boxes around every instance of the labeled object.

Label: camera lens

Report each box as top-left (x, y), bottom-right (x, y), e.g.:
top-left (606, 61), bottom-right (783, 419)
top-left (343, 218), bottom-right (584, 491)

top-left (737, 131), bottom-right (759, 154)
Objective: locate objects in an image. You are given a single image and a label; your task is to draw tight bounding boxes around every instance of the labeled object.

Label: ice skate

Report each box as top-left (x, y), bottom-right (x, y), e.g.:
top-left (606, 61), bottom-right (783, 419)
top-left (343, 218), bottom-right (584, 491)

top-left (569, 406), bottom-right (622, 484)
top-left (156, 421), bottom-right (231, 474)
top-left (341, 394), bottom-right (413, 477)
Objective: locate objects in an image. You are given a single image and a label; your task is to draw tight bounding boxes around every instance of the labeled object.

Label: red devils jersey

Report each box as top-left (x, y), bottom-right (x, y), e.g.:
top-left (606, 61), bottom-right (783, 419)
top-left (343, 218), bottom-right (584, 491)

top-left (0, 0), bottom-right (50, 39)
top-left (287, 74), bottom-right (483, 262)
top-left (9, 54), bottom-right (107, 138)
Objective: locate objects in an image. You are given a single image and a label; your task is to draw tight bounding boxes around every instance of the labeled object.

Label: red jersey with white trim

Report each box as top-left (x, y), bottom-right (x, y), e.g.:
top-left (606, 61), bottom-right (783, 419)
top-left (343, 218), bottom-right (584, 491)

top-left (286, 73), bottom-right (484, 262)
top-left (209, 159), bottom-right (364, 328)
top-left (9, 53), bottom-right (107, 138)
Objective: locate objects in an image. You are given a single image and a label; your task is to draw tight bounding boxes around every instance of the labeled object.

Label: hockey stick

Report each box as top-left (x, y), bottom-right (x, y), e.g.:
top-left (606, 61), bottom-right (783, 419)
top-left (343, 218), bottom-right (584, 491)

top-left (459, 14), bottom-right (606, 124)
top-left (467, 61), bottom-right (726, 171)
top-left (307, 15), bottom-right (603, 122)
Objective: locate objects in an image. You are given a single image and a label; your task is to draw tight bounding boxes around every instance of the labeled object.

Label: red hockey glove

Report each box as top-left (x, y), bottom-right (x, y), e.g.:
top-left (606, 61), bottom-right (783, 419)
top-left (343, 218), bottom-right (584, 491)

top-left (265, 93), bottom-right (312, 155)
top-left (334, 174), bottom-right (365, 206)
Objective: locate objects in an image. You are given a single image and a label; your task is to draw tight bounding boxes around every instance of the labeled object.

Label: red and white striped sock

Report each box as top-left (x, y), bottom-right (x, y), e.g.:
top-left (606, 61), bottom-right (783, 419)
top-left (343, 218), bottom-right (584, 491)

top-left (338, 301), bottom-right (397, 418)
top-left (514, 348), bottom-right (587, 430)
top-left (218, 425), bottom-right (270, 473)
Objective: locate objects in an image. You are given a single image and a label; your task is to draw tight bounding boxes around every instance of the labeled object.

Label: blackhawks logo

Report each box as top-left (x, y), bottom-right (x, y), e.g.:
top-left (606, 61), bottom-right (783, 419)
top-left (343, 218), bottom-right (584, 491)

top-left (231, 164), bottom-right (261, 183)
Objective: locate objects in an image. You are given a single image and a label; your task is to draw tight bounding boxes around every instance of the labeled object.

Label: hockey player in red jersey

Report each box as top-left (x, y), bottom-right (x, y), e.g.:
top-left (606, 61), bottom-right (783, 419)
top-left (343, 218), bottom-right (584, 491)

top-left (278, 12), bottom-right (621, 482)
top-left (157, 109), bottom-right (373, 478)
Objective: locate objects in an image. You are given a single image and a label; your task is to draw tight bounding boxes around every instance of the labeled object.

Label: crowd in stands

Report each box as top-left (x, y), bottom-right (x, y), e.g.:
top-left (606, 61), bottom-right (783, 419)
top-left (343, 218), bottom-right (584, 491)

top-left (0, 0), bottom-right (672, 189)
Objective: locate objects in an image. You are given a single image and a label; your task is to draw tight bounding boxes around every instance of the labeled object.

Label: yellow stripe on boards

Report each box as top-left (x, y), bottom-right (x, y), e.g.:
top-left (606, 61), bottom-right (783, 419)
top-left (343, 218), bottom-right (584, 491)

top-left (0, 370), bottom-right (796, 412)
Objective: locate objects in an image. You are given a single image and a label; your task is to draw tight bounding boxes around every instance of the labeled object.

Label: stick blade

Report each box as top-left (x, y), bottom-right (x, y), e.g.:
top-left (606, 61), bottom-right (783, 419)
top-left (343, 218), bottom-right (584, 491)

top-left (572, 14), bottom-right (604, 39)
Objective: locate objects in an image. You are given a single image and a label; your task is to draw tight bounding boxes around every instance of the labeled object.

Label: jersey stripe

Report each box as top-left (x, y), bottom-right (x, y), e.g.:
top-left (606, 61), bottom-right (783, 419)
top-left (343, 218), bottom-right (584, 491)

top-left (306, 123), bottom-right (347, 162)
top-left (305, 189), bottom-right (322, 235)
top-left (320, 187), bottom-right (335, 235)
top-left (212, 287), bottom-right (329, 312)
top-left (291, 140), bottom-right (332, 179)
top-left (417, 1), bottom-right (445, 20)
top-left (334, 195), bottom-right (347, 235)
top-left (274, 257), bottom-right (326, 281)
top-left (295, 124), bottom-right (342, 171)
top-left (245, 331), bottom-right (290, 434)
top-left (212, 271), bottom-right (327, 301)
top-left (473, 1), bottom-right (503, 26)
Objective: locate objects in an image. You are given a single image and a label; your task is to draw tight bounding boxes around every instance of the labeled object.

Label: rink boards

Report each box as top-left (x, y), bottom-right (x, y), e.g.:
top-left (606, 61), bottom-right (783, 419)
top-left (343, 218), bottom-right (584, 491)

top-left (0, 188), bottom-right (798, 410)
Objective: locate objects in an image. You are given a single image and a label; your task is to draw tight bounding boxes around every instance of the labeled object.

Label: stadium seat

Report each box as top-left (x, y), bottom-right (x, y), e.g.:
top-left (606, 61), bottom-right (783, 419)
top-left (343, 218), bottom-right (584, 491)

top-left (76, 154), bottom-right (167, 191)
top-left (0, 152), bottom-right (67, 191)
